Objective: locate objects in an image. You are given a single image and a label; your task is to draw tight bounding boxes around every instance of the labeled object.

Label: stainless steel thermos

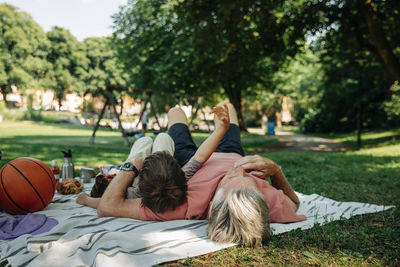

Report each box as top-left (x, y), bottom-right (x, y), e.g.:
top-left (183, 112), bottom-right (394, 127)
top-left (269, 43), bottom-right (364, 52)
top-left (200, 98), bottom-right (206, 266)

top-left (62, 149), bottom-right (74, 180)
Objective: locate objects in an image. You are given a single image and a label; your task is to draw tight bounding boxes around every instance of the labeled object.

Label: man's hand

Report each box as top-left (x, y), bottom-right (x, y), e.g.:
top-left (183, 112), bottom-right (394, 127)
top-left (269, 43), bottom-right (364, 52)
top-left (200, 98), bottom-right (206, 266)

top-left (212, 104), bottom-right (230, 129)
top-left (236, 155), bottom-right (300, 210)
top-left (234, 155), bottom-right (280, 179)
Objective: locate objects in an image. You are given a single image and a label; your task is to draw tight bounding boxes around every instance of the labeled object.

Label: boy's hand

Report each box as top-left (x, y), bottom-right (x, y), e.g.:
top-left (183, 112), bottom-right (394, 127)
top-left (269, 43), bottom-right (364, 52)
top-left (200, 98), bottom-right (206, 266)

top-left (212, 104), bottom-right (230, 129)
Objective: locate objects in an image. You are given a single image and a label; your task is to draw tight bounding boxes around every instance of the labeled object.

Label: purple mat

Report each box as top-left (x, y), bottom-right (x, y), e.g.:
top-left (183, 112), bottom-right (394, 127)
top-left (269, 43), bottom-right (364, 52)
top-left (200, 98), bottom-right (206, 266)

top-left (0, 213), bottom-right (58, 240)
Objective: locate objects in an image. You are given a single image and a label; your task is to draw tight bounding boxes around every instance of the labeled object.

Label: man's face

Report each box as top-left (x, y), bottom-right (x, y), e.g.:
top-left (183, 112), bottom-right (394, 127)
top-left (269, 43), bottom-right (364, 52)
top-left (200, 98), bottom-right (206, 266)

top-left (215, 166), bottom-right (258, 197)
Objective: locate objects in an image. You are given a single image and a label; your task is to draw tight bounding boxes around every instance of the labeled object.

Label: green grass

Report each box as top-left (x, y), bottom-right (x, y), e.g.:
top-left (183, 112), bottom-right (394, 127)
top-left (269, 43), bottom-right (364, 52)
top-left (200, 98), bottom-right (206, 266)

top-left (0, 121), bottom-right (134, 168)
top-left (170, 131), bottom-right (400, 266)
top-left (312, 128), bottom-right (400, 150)
top-left (0, 121), bottom-right (277, 169)
top-left (0, 121), bottom-right (399, 266)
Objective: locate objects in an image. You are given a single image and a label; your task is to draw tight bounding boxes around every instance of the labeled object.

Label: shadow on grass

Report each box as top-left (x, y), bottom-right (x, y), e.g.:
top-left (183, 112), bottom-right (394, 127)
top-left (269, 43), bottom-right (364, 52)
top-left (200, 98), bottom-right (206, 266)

top-left (270, 207), bottom-right (398, 265)
top-left (0, 141), bottom-right (130, 169)
top-left (344, 133), bottom-right (400, 150)
top-left (260, 150), bottom-right (399, 265)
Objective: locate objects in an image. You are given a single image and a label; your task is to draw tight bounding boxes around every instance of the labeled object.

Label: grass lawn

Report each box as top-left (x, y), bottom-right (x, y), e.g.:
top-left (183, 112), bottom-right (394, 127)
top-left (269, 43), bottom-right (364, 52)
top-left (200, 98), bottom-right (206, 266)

top-left (0, 121), bottom-right (277, 169)
top-left (0, 121), bottom-right (399, 266)
top-left (310, 128), bottom-right (400, 150)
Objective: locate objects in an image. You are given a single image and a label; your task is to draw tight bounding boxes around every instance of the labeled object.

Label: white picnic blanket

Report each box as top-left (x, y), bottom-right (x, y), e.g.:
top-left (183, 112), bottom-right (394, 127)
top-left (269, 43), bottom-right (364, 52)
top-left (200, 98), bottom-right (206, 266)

top-left (0, 183), bottom-right (395, 267)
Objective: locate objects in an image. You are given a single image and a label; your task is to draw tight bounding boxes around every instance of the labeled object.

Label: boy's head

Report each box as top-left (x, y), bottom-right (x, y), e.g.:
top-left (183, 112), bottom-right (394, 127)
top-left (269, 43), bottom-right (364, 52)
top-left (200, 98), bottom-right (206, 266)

top-left (138, 151), bottom-right (187, 213)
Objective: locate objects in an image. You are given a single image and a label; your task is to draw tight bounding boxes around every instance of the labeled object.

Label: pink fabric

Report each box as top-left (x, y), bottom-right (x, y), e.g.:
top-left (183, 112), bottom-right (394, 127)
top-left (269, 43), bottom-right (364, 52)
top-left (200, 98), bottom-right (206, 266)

top-left (139, 153), bottom-right (306, 223)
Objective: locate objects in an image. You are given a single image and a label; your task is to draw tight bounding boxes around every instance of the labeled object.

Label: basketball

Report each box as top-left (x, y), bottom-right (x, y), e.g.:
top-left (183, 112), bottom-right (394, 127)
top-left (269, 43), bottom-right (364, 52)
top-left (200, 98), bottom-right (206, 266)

top-left (0, 157), bottom-right (56, 215)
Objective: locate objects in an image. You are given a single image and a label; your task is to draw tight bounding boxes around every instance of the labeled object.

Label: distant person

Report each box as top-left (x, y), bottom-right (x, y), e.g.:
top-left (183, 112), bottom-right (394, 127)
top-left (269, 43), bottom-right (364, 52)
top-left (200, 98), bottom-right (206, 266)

top-left (141, 110), bottom-right (148, 136)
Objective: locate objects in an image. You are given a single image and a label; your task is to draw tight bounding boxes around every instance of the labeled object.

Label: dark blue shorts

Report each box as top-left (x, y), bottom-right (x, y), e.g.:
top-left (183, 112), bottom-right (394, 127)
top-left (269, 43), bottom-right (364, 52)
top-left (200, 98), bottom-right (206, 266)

top-left (168, 123), bottom-right (244, 166)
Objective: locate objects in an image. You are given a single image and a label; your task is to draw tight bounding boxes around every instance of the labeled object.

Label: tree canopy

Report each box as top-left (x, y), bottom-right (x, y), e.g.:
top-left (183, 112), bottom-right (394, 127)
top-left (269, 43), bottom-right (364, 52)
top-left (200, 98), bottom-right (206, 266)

top-left (83, 37), bottom-right (128, 99)
top-left (300, 0), bottom-right (400, 135)
top-left (45, 26), bottom-right (89, 107)
top-left (0, 3), bottom-right (50, 100)
top-left (0, 1), bottom-right (399, 135)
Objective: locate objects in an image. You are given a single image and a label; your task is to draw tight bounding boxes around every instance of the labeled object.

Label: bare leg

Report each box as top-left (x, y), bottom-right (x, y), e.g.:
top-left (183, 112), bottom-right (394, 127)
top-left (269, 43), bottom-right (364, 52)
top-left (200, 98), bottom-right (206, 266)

top-left (76, 192), bottom-right (101, 209)
top-left (167, 107), bottom-right (188, 129)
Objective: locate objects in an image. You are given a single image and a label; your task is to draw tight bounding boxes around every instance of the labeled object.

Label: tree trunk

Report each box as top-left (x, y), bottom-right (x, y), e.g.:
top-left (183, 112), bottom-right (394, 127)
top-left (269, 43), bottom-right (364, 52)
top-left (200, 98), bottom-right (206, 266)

top-left (149, 98), bottom-right (162, 130)
top-left (189, 101), bottom-right (201, 126)
top-left (201, 107), bottom-right (212, 133)
top-left (0, 89), bottom-right (7, 105)
top-left (356, 101), bottom-right (362, 150)
top-left (111, 100), bottom-right (130, 147)
top-left (136, 98), bottom-right (149, 128)
top-left (90, 98), bottom-right (109, 145)
top-left (358, 0), bottom-right (400, 83)
top-left (58, 96), bottom-right (62, 111)
top-left (224, 87), bottom-right (247, 132)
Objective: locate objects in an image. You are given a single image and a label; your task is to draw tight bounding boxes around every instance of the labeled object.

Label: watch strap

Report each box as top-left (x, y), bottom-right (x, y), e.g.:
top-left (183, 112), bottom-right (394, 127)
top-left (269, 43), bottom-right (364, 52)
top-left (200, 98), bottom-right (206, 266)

top-left (122, 162), bottom-right (139, 177)
top-left (131, 165), bottom-right (139, 177)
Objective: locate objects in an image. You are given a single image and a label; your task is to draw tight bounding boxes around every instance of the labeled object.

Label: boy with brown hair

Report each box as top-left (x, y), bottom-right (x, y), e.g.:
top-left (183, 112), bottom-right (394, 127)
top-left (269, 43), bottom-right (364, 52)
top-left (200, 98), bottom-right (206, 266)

top-left (86, 104), bottom-right (230, 213)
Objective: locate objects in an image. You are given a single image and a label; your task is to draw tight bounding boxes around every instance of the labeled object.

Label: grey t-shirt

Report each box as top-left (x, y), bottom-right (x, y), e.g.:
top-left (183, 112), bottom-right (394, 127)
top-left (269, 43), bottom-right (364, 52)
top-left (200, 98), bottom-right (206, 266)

top-left (125, 159), bottom-right (202, 199)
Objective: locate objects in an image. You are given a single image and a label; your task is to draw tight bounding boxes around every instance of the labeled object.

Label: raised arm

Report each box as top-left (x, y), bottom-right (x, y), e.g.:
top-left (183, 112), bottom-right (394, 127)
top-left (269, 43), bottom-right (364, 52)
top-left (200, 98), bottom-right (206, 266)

top-left (192, 104), bottom-right (230, 164)
top-left (234, 155), bottom-right (300, 210)
top-left (96, 158), bottom-right (143, 219)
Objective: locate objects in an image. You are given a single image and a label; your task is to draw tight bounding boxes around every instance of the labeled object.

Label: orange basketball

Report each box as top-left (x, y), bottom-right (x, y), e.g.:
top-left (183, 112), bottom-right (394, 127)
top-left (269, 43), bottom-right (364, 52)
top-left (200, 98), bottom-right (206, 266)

top-left (0, 157), bottom-right (56, 215)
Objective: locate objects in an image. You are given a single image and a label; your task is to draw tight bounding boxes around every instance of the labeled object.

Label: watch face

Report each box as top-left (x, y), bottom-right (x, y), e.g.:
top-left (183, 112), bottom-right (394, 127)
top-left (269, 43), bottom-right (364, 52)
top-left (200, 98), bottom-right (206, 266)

top-left (122, 162), bottom-right (134, 170)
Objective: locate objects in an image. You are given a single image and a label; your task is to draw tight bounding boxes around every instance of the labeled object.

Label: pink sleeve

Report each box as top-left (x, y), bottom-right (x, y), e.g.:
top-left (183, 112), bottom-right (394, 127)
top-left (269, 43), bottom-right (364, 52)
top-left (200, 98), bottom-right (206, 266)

top-left (267, 189), bottom-right (306, 223)
top-left (253, 177), bottom-right (306, 223)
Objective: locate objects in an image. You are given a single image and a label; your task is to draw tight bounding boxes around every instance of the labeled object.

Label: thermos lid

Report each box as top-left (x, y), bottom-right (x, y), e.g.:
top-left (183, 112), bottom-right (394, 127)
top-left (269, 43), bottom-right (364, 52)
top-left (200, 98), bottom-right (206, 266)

top-left (62, 149), bottom-right (72, 158)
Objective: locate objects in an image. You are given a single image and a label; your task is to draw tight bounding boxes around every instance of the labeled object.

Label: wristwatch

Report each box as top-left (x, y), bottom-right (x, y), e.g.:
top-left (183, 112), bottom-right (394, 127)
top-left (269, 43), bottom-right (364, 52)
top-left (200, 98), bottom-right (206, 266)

top-left (121, 162), bottom-right (139, 177)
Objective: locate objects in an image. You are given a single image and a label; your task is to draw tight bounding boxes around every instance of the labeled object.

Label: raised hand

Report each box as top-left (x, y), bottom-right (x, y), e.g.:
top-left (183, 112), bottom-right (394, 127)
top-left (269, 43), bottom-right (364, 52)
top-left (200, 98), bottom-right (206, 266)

top-left (212, 103), bottom-right (230, 129)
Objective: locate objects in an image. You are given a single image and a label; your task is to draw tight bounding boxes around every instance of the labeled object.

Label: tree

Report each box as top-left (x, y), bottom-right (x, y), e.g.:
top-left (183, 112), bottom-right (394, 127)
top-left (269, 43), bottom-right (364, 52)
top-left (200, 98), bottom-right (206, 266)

top-left (0, 3), bottom-right (50, 103)
top-left (308, 0), bottom-right (400, 92)
top-left (83, 37), bottom-right (130, 145)
top-left (45, 26), bottom-right (88, 109)
top-left (83, 37), bottom-right (128, 97)
top-left (357, 0), bottom-right (400, 84)
top-left (299, 0), bottom-right (400, 146)
top-left (112, 0), bottom-right (214, 105)
top-left (172, 0), bottom-right (322, 130)
top-left (246, 45), bottom-right (323, 126)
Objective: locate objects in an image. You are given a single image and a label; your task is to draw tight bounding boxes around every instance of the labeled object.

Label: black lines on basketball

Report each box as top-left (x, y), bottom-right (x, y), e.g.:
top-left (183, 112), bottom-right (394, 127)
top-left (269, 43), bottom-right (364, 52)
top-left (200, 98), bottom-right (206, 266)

top-left (0, 164), bottom-right (31, 213)
top-left (8, 162), bottom-right (46, 209)
top-left (0, 157), bottom-right (56, 214)
top-left (24, 158), bottom-right (55, 194)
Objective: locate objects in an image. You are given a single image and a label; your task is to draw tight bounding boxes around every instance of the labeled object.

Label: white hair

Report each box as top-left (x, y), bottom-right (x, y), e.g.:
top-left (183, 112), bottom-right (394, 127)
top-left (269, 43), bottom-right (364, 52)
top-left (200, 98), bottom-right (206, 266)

top-left (206, 187), bottom-right (271, 247)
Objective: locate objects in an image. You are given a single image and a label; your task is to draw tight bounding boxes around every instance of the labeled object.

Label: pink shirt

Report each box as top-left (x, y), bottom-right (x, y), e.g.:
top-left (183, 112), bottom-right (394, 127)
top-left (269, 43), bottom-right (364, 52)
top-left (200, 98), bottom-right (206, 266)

top-left (139, 153), bottom-right (306, 223)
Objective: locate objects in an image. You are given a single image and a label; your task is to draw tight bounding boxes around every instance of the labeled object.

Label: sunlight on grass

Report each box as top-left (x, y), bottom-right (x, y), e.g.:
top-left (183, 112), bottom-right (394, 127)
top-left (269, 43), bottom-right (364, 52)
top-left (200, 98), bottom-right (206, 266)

top-left (351, 143), bottom-right (400, 157)
top-left (1, 121), bottom-right (399, 266)
top-left (319, 128), bottom-right (400, 150)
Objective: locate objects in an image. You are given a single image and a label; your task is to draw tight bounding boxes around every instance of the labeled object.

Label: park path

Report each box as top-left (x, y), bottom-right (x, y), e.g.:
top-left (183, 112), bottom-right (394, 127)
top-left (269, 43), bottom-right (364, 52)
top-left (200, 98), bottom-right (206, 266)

top-left (248, 128), bottom-right (346, 152)
top-left (274, 130), bottom-right (346, 152)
